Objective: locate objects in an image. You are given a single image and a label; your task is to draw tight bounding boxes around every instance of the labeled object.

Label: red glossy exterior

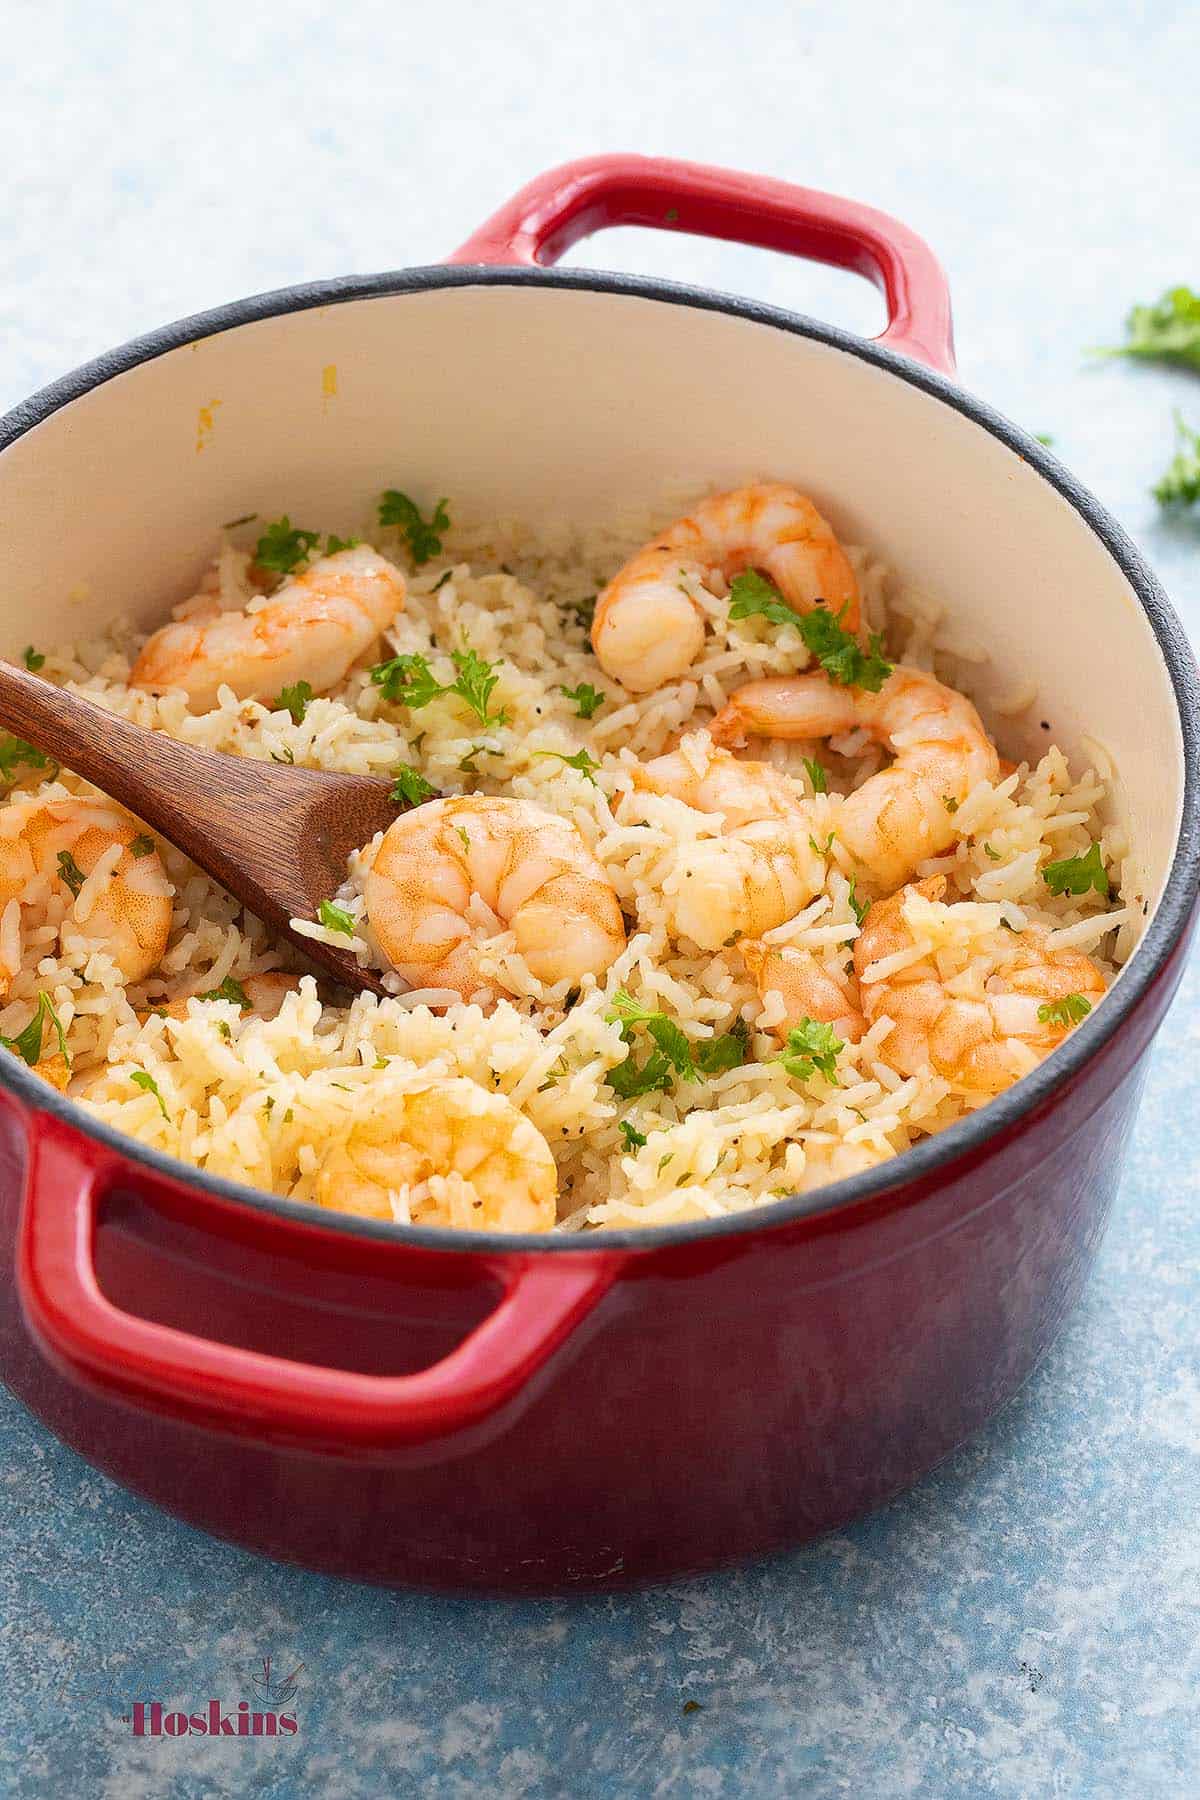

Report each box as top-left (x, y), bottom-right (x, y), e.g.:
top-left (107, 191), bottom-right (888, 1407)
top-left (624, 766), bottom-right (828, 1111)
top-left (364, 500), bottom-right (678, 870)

top-left (0, 156), bottom-right (1194, 1590)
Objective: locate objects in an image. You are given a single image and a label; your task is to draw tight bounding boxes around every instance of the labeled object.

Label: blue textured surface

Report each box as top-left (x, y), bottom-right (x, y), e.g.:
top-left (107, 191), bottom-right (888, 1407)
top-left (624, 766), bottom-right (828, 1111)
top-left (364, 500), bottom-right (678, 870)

top-left (3, 1), bottom-right (1200, 1793)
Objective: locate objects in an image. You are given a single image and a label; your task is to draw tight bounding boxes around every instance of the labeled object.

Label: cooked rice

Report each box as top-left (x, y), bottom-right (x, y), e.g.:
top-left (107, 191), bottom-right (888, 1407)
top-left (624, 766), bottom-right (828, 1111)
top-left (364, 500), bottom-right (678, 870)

top-left (0, 497), bottom-right (1144, 1231)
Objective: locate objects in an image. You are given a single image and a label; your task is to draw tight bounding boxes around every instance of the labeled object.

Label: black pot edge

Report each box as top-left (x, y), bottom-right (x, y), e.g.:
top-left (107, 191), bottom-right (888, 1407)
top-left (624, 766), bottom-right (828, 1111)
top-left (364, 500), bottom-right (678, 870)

top-left (2, 262), bottom-right (1197, 1258)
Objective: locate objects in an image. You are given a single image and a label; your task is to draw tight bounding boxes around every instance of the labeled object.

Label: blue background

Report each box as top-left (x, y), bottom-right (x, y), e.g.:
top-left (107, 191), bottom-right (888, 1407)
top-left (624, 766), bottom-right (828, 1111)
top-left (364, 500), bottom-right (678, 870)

top-left (2, 1), bottom-right (1198, 1793)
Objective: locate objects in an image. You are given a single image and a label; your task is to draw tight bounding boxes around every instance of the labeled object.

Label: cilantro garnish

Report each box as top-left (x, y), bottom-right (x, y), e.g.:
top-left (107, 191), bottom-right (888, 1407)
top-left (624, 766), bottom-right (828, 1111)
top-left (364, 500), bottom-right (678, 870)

top-left (199, 976), bottom-right (250, 1007)
top-left (0, 735), bottom-right (51, 785)
top-left (317, 900), bottom-right (356, 934)
top-left (129, 1069), bottom-right (170, 1121)
top-left (390, 764), bottom-right (437, 807)
top-left (533, 748), bottom-right (601, 785)
top-left (378, 489), bottom-right (450, 565)
top-left (0, 992), bottom-right (69, 1069)
top-left (129, 834), bottom-right (156, 859)
top-left (1099, 286), bottom-right (1200, 373)
top-left (773, 1017), bottom-right (844, 1085)
top-left (561, 683), bottom-right (605, 719)
top-left (56, 850), bottom-right (85, 897)
top-left (802, 756), bottom-right (828, 794)
top-left (1043, 841), bottom-right (1109, 899)
top-left (618, 1120), bottom-right (648, 1151)
top-left (274, 680), bottom-right (313, 724)
top-left (1153, 411), bottom-right (1200, 509)
top-left (728, 571), bottom-right (892, 690)
top-left (254, 516), bottom-right (321, 576)
top-left (22, 646), bottom-right (44, 672)
top-left (1037, 993), bottom-right (1093, 1027)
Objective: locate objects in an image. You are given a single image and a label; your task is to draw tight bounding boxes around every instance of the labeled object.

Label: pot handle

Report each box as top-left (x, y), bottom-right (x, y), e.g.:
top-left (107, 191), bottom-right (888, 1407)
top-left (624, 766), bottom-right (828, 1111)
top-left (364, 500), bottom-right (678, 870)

top-left (447, 152), bottom-right (955, 374)
top-left (16, 1119), bottom-right (618, 1451)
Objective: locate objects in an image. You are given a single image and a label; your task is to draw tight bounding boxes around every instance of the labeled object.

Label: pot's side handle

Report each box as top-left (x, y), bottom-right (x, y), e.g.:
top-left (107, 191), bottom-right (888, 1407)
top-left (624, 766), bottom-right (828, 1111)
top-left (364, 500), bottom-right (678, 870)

top-left (16, 1119), bottom-right (618, 1451)
top-left (446, 153), bottom-right (955, 375)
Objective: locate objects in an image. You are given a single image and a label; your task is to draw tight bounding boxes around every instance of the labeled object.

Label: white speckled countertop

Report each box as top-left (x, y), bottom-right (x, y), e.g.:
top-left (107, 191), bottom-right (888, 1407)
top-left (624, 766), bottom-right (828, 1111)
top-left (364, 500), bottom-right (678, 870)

top-left (2, 1), bottom-right (1199, 1793)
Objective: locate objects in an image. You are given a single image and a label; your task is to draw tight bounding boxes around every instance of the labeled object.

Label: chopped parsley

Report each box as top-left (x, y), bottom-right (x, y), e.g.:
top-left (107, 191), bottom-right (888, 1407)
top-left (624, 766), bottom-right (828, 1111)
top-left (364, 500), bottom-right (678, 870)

top-left (447, 646), bottom-right (508, 727)
top-left (847, 881), bottom-right (868, 927)
top-left (378, 489), bottom-right (450, 565)
top-left (1043, 841), bottom-right (1109, 899)
top-left (129, 834), bottom-right (156, 859)
top-left (618, 1120), bottom-right (648, 1151)
top-left (0, 991), bottom-right (69, 1068)
top-left (130, 1069), bottom-right (170, 1121)
top-left (199, 976), bottom-right (249, 1007)
top-left (390, 763), bottom-right (437, 806)
top-left (943, 795), bottom-right (959, 814)
top-left (1100, 285), bottom-right (1200, 373)
top-left (56, 850), bottom-right (86, 897)
top-left (561, 683), bottom-right (606, 719)
top-left (21, 646), bottom-right (44, 671)
top-left (604, 993), bottom-right (746, 1096)
top-left (369, 645), bottom-right (508, 727)
top-left (270, 747), bottom-right (296, 764)
top-left (324, 533), bottom-right (358, 554)
top-left (317, 899), bottom-right (356, 934)
top-left (1037, 993), bottom-right (1093, 1027)
top-left (695, 1017), bottom-right (749, 1076)
top-left (568, 594), bottom-right (597, 629)
top-left (728, 571), bottom-right (892, 690)
top-left (1153, 411), bottom-right (1200, 509)
top-left (274, 680), bottom-right (313, 724)
top-left (773, 1017), bottom-right (844, 1086)
top-left (533, 748), bottom-right (601, 785)
top-left (0, 735), bottom-right (51, 785)
top-left (254, 516), bottom-right (321, 576)
top-left (455, 826), bottom-right (471, 851)
top-left (983, 842), bottom-right (1001, 861)
top-left (802, 756), bottom-right (828, 794)
top-left (809, 831), bottom-right (835, 856)
top-left (221, 512), bottom-right (258, 531)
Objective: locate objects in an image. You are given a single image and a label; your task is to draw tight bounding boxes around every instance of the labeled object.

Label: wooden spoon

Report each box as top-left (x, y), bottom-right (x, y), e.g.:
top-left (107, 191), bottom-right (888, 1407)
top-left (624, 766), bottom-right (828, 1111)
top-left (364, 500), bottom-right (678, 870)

top-left (0, 661), bottom-right (404, 995)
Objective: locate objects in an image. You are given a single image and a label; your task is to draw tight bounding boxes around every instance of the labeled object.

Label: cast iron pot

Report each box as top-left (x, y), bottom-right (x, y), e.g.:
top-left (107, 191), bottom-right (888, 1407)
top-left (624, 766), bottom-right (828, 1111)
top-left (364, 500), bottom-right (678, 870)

top-left (0, 157), bottom-right (1196, 1591)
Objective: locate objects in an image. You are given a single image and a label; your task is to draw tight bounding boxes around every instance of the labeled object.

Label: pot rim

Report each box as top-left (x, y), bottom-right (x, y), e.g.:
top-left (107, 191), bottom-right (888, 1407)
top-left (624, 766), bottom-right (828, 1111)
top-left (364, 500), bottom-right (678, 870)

top-left (2, 262), bottom-right (1197, 1256)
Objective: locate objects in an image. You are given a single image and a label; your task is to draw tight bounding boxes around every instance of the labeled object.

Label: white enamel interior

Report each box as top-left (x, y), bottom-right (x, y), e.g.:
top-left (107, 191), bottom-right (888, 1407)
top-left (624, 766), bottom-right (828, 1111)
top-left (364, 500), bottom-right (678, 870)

top-left (0, 283), bottom-right (1183, 932)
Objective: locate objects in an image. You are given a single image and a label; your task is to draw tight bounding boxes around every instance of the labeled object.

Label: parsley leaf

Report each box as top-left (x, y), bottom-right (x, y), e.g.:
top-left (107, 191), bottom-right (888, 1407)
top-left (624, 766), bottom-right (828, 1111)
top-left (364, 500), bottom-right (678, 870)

top-left (847, 882), bottom-right (868, 927)
top-left (22, 646), bottom-right (45, 671)
top-left (605, 990), bottom-right (698, 1093)
top-left (254, 516), bottom-right (321, 576)
top-left (317, 900), bottom-right (356, 934)
top-left (448, 646), bottom-right (508, 727)
top-left (130, 1069), bottom-right (170, 1121)
top-left (618, 1120), bottom-right (648, 1150)
top-left (533, 748), bottom-right (600, 785)
top-left (1043, 841), bottom-right (1109, 899)
top-left (606, 1049), bottom-right (673, 1099)
top-left (199, 976), bottom-right (249, 1007)
top-left (728, 569), bottom-right (804, 632)
top-left (378, 490), bottom-right (450, 565)
top-left (1154, 411), bottom-right (1200, 509)
top-left (324, 532), bottom-right (358, 554)
top-left (561, 683), bottom-right (605, 719)
top-left (1037, 993), bottom-right (1093, 1027)
top-left (390, 763), bottom-right (437, 806)
top-left (568, 594), bottom-right (597, 629)
top-left (729, 571), bottom-right (892, 690)
top-left (274, 680), bottom-right (313, 724)
top-left (56, 850), bottom-right (85, 896)
top-left (1101, 285), bottom-right (1200, 373)
top-left (802, 756), bottom-right (828, 794)
top-left (983, 842), bottom-right (1001, 861)
top-left (0, 735), bottom-right (51, 785)
top-left (129, 834), bottom-right (156, 859)
top-left (695, 1017), bottom-right (749, 1076)
top-left (0, 991), bottom-right (69, 1068)
top-left (370, 652), bottom-right (445, 709)
top-left (773, 1017), bottom-right (844, 1085)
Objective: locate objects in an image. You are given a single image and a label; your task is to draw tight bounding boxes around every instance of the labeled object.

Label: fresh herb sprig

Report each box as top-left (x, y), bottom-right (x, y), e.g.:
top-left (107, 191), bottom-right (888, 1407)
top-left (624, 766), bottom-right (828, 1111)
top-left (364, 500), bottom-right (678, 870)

top-left (1037, 993), bottom-right (1092, 1027)
top-left (1043, 841), bottom-right (1109, 899)
top-left (378, 490), bottom-right (450, 565)
top-left (728, 571), bottom-right (892, 691)
top-left (370, 644), bottom-right (509, 728)
top-left (604, 992), bottom-right (747, 1098)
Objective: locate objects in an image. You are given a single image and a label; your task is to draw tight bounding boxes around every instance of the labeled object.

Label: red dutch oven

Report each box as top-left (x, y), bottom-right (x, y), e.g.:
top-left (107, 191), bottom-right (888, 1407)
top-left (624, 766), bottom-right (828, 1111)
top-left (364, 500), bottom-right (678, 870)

top-left (0, 156), bottom-right (1196, 1591)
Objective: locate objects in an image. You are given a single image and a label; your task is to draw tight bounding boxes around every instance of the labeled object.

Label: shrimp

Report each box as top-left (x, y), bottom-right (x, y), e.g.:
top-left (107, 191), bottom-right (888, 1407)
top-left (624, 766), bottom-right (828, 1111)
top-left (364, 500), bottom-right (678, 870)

top-left (365, 795), bottom-right (626, 1003)
top-left (630, 742), bottom-right (824, 949)
top-left (592, 484), bottom-right (861, 692)
top-left (710, 665), bottom-right (1000, 892)
top-left (314, 1076), bottom-right (557, 1232)
top-left (854, 876), bottom-right (1106, 1093)
top-left (130, 544), bottom-right (406, 712)
top-left (0, 798), bottom-right (172, 994)
top-left (742, 942), bottom-right (864, 1044)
